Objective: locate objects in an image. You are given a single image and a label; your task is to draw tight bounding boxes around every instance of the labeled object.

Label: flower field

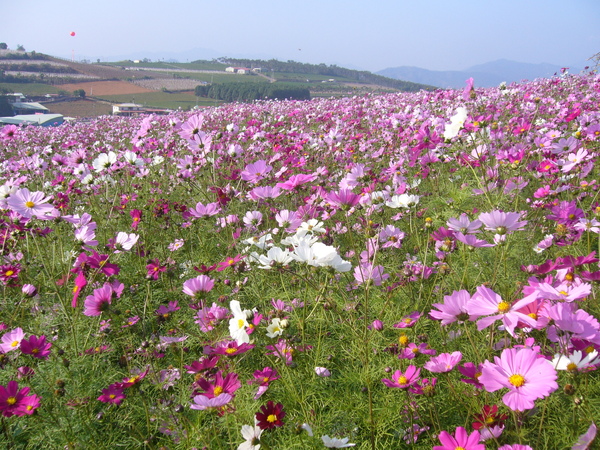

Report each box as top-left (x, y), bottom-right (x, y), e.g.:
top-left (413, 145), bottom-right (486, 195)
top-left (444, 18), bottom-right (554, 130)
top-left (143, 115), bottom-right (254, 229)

top-left (0, 71), bottom-right (599, 449)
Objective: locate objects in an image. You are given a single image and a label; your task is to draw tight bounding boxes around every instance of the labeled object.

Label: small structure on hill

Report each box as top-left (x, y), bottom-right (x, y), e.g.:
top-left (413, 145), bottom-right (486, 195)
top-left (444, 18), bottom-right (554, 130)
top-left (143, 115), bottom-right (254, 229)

top-left (112, 103), bottom-right (170, 116)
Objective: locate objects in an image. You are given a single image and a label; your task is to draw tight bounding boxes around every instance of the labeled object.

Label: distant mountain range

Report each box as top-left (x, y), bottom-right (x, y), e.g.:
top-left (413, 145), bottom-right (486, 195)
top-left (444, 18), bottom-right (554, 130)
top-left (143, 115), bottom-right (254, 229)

top-left (377, 59), bottom-right (584, 89)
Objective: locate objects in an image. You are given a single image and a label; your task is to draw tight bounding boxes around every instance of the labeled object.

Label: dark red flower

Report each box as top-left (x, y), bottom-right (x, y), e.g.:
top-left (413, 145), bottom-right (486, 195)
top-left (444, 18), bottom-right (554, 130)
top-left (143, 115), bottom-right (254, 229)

top-left (255, 400), bottom-right (285, 430)
top-left (472, 404), bottom-right (507, 430)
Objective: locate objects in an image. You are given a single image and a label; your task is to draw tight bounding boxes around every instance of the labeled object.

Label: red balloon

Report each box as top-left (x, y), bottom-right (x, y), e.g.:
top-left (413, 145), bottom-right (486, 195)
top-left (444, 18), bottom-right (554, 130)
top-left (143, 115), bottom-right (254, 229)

top-left (70, 31), bottom-right (76, 37)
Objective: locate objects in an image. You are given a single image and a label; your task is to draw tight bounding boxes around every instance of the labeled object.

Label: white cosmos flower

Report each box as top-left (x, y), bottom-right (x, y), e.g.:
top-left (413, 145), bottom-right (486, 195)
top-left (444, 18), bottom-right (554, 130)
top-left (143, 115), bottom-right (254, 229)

top-left (249, 247), bottom-right (294, 269)
top-left (443, 107), bottom-right (468, 140)
top-left (322, 435), bottom-right (356, 448)
top-left (266, 318), bottom-right (285, 338)
top-left (552, 350), bottom-right (600, 372)
top-left (292, 240), bottom-right (351, 272)
top-left (229, 300), bottom-right (250, 344)
top-left (385, 194), bottom-right (420, 209)
top-left (92, 151), bottom-right (117, 172)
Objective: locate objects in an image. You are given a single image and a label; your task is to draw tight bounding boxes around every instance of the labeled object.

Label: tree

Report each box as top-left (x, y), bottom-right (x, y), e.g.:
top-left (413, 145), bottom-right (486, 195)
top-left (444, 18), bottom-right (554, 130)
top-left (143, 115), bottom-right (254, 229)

top-left (16, 44), bottom-right (25, 52)
top-left (0, 43), bottom-right (7, 50)
top-left (73, 89), bottom-right (86, 98)
top-left (0, 95), bottom-right (13, 116)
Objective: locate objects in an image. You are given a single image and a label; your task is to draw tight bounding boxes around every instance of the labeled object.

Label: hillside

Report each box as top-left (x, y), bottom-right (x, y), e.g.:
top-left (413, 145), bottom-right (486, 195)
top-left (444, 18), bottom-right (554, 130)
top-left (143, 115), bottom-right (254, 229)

top-left (216, 58), bottom-right (434, 92)
top-left (2, 50), bottom-right (434, 116)
top-left (377, 59), bottom-right (583, 88)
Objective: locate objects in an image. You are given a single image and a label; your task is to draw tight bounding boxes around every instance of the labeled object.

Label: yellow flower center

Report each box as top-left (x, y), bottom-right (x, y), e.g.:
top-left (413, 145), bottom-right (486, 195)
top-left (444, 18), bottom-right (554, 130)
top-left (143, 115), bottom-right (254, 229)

top-left (585, 346), bottom-right (595, 354)
top-left (7, 396), bottom-right (16, 405)
top-left (398, 335), bottom-right (409, 347)
top-left (11, 340), bottom-right (19, 348)
top-left (567, 362), bottom-right (578, 372)
top-left (267, 414), bottom-right (277, 423)
top-left (5, 270), bottom-right (13, 277)
top-left (213, 386), bottom-right (223, 396)
top-left (508, 373), bottom-right (525, 387)
top-left (528, 313), bottom-right (537, 320)
top-left (397, 376), bottom-right (408, 385)
top-left (238, 319), bottom-right (245, 329)
top-left (109, 394), bottom-right (116, 399)
top-left (262, 377), bottom-right (270, 383)
top-left (497, 301), bottom-right (510, 313)
top-left (25, 201), bottom-right (35, 208)
top-left (225, 348), bottom-right (237, 354)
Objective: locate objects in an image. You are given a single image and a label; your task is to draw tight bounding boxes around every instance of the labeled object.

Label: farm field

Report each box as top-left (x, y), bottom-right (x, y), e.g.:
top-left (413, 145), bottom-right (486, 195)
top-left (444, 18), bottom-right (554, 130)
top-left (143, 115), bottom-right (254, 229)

top-left (98, 90), bottom-right (218, 109)
top-left (58, 80), bottom-right (155, 96)
top-left (45, 98), bottom-right (113, 118)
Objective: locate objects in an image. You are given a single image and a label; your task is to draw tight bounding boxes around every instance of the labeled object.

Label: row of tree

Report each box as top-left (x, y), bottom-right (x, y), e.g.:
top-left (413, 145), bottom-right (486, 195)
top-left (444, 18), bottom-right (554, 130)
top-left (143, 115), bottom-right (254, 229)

top-left (0, 63), bottom-right (77, 74)
top-left (194, 82), bottom-right (310, 102)
top-left (207, 58), bottom-right (433, 92)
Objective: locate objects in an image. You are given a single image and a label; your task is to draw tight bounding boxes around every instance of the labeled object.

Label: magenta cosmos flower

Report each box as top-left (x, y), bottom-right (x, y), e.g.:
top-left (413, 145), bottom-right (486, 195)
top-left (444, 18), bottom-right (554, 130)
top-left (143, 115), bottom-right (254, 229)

top-left (479, 347), bottom-right (558, 411)
top-left (433, 426), bottom-right (484, 450)
top-left (0, 380), bottom-right (41, 417)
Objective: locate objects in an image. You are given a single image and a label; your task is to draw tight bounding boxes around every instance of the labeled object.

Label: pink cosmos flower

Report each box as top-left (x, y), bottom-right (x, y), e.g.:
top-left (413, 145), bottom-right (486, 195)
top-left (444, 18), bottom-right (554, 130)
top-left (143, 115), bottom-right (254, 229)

top-left (479, 347), bottom-right (558, 411)
top-left (325, 188), bottom-right (362, 209)
top-left (183, 274), bottom-right (215, 299)
top-left (0, 327), bottom-right (25, 354)
top-left (146, 259), bottom-right (167, 280)
top-left (447, 214), bottom-right (482, 234)
top-left (194, 302), bottom-right (228, 332)
top-left (188, 201), bottom-right (221, 219)
top-left (353, 263), bottom-right (389, 286)
top-left (195, 371), bottom-right (241, 399)
top-left (241, 160), bottom-right (272, 184)
top-left (455, 232), bottom-right (495, 247)
top-left (393, 311), bottom-right (422, 328)
top-left (572, 422), bottom-right (597, 450)
top-left (498, 445), bottom-right (533, 450)
top-left (458, 362), bottom-right (485, 389)
top-left (434, 426), bottom-right (483, 450)
top-left (248, 367), bottom-right (280, 400)
top-left (6, 188), bottom-right (56, 219)
top-left (430, 290), bottom-right (474, 325)
top-left (398, 342), bottom-right (437, 360)
top-left (382, 365), bottom-right (421, 389)
top-left (467, 285), bottom-right (537, 336)
top-left (71, 271), bottom-right (87, 308)
top-left (424, 351), bottom-right (463, 373)
top-left (478, 211), bottom-right (527, 234)
top-left (190, 393), bottom-right (232, 410)
top-left (276, 173), bottom-right (316, 190)
top-left (83, 283), bottom-right (113, 316)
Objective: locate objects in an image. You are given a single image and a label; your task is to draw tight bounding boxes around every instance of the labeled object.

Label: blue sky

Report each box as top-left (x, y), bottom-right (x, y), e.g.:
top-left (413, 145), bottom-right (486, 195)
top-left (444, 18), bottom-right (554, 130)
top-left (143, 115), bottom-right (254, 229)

top-left (3, 0), bottom-right (599, 72)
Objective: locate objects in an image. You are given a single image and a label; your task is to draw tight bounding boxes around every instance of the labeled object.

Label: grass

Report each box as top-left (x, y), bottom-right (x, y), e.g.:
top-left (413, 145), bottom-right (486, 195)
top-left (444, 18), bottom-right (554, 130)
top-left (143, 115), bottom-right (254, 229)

top-left (97, 91), bottom-right (220, 109)
top-left (0, 82), bottom-right (64, 95)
